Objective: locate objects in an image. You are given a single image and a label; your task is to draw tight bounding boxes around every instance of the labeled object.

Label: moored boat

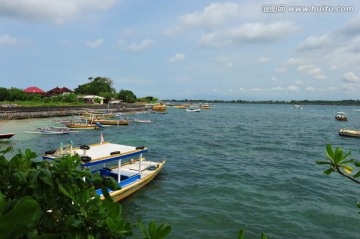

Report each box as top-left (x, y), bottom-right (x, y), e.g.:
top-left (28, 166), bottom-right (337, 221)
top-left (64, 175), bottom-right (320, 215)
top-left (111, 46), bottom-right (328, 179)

top-left (43, 139), bottom-right (165, 202)
top-left (200, 103), bottom-right (211, 109)
top-left (0, 133), bottom-right (15, 141)
top-left (335, 112), bottom-right (348, 121)
top-left (26, 127), bottom-right (71, 135)
top-left (91, 119), bottom-right (129, 126)
top-left (65, 117), bottom-right (103, 129)
top-left (338, 128), bottom-right (360, 138)
top-left (152, 103), bottom-right (167, 113)
top-left (186, 105), bottom-right (201, 112)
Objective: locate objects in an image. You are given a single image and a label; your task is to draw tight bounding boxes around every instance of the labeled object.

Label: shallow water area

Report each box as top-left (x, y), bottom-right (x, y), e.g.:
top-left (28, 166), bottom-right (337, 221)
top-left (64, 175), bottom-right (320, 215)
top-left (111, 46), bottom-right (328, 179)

top-left (1, 104), bottom-right (360, 238)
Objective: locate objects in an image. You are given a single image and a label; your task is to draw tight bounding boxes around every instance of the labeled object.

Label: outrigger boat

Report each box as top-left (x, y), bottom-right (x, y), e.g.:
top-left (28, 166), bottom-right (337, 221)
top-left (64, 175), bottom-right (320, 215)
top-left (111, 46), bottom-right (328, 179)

top-left (335, 112), bottom-right (348, 121)
top-left (43, 139), bottom-right (166, 202)
top-left (26, 127), bottom-right (72, 135)
top-left (338, 128), bottom-right (360, 138)
top-left (91, 118), bottom-right (129, 126)
top-left (65, 117), bottom-right (104, 130)
top-left (0, 133), bottom-right (15, 141)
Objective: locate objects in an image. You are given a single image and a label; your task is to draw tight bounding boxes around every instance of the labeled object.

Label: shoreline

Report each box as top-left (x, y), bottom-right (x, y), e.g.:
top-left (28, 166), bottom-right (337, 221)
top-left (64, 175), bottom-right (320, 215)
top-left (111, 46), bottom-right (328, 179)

top-left (0, 104), bottom-right (148, 120)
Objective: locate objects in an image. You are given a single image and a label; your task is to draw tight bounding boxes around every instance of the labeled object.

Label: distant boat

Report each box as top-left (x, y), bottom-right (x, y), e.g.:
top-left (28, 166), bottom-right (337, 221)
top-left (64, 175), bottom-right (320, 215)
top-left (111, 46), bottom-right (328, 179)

top-left (200, 103), bottom-right (211, 109)
top-left (0, 133), bottom-right (15, 141)
top-left (339, 128), bottom-right (360, 138)
top-left (335, 112), bottom-right (347, 121)
top-left (293, 105), bottom-right (303, 110)
top-left (186, 106), bottom-right (201, 112)
top-left (133, 119), bottom-right (153, 123)
top-left (152, 102), bottom-right (167, 113)
top-left (26, 127), bottom-right (72, 135)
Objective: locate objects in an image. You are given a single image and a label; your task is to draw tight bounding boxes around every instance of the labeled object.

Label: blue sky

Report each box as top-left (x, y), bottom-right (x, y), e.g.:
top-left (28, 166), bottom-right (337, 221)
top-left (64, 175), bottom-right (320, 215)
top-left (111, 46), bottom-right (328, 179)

top-left (0, 0), bottom-right (359, 101)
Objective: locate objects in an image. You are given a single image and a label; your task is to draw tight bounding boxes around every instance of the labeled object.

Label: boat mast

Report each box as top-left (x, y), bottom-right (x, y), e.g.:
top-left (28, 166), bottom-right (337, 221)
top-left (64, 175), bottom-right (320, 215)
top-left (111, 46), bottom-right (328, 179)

top-left (118, 159), bottom-right (121, 182)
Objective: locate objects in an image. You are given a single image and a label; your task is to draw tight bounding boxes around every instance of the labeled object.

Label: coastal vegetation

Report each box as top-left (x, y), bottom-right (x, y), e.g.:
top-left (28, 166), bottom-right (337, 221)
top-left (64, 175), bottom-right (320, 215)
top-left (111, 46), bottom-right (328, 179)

top-left (0, 76), bottom-right (158, 106)
top-left (0, 146), bottom-right (171, 238)
top-left (168, 99), bottom-right (360, 106)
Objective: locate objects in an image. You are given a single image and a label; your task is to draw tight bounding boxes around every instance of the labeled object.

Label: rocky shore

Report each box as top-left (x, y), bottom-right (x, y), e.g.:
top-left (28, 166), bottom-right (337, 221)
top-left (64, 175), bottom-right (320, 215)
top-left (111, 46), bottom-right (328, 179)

top-left (0, 104), bottom-right (148, 120)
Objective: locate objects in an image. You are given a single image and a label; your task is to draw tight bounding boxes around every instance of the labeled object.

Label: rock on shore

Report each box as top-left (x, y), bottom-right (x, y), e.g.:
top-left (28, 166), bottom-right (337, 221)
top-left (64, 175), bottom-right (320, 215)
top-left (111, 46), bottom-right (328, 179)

top-left (0, 104), bottom-right (147, 120)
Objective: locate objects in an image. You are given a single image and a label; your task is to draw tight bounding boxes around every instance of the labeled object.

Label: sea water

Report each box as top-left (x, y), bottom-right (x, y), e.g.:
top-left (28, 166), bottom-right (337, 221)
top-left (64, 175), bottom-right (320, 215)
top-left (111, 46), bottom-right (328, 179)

top-left (1, 103), bottom-right (360, 238)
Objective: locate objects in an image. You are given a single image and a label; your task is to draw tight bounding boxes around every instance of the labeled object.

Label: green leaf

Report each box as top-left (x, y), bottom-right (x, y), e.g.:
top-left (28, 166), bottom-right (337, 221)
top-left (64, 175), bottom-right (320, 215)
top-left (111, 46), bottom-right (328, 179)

top-left (261, 232), bottom-right (268, 239)
top-left (58, 183), bottom-right (74, 201)
top-left (325, 144), bottom-right (334, 161)
top-left (0, 196), bottom-right (42, 239)
top-left (353, 171), bottom-right (360, 178)
top-left (155, 223), bottom-right (172, 239)
top-left (138, 219), bottom-right (149, 238)
top-left (354, 161), bottom-right (360, 167)
top-left (238, 229), bottom-right (245, 239)
top-left (148, 220), bottom-right (157, 237)
top-left (324, 168), bottom-right (334, 175)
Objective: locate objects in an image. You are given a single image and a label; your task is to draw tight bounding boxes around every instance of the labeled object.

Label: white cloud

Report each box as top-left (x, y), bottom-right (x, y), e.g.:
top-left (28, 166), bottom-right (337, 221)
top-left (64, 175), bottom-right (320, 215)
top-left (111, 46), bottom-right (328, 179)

top-left (211, 56), bottom-right (233, 68)
top-left (298, 64), bottom-right (326, 80)
top-left (123, 39), bottom-right (156, 52)
top-left (297, 35), bottom-right (332, 51)
top-left (169, 53), bottom-right (186, 63)
top-left (166, 2), bottom-right (240, 35)
top-left (287, 57), bottom-right (302, 65)
top-left (86, 38), bottom-right (103, 48)
top-left (287, 85), bottom-right (300, 92)
top-left (226, 21), bottom-right (300, 44)
top-left (257, 56), bottom-right (271, 63)
top-left (275, 67), bottom-right (286, 73)
top-left (0, 34), bottom-right (19, 44)
top-left (0, 0), bottom-right (118, 24)
top-left (178, 2), bottom-right (240, 29)
top-left (199, 21), bottom-right (300, 48)
top-left (342, 72), bottom-right (360, 83)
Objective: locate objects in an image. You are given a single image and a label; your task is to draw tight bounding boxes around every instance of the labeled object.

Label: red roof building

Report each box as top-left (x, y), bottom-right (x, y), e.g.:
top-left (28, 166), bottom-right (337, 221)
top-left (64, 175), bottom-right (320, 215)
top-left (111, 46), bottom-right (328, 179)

top-left (46, 87), bottom-right (74, 97)
top-left (23, 86), bottom-right (45, 94)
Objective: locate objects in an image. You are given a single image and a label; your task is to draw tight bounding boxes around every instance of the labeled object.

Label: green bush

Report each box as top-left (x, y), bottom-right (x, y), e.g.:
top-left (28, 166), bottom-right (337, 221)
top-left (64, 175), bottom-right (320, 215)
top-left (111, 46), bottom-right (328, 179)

top-left (0, 147), bottom-right (171, 238)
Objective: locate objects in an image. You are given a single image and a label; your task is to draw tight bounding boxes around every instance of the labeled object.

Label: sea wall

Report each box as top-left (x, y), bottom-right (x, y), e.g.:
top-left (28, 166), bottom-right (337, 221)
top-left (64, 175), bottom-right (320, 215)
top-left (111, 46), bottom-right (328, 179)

top-left (0, 104), bottom-right (148, 120)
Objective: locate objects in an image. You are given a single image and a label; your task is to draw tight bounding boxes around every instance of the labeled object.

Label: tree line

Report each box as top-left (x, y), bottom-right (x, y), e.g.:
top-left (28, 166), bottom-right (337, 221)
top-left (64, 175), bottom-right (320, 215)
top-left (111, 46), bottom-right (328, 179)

top-left (167, 99), bottom-right (360, 106)
top-left (0, 76), bottom-right (158, 104)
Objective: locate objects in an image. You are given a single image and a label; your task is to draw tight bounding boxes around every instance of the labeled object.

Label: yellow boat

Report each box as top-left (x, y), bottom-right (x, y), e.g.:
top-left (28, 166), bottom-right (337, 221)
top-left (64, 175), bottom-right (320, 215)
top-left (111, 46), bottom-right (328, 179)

top-left (200, 103), bottom-right (211, 109)
top-left (152, 103), bottom-right (167, 112)
top-left (92, 119), bottom-right (129, 126)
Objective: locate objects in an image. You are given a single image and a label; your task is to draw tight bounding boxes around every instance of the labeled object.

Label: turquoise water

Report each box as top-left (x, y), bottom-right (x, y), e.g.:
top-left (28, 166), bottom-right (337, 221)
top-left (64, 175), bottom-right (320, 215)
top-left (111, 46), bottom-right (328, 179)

top-left (1, 104), bottom-right (360, 238)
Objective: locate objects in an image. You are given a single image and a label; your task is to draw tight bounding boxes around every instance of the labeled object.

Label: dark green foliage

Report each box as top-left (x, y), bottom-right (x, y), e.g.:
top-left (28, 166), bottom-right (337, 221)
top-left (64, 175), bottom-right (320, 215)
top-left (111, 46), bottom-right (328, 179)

top-left (117, 89), bottom-right (137, 103)
top-left (138, 96), bottom-right (158, 103)
top-left (138, 220), bottom-right (171, 239)
top-left (317, 144), bottom-right (360, 214)
top-left (0, 146), bottom-right (171, 238)
top-left (237, 229), bottom-right (267, 239)
top-left (74, 77), bottom-right (116, 96)
top-left (316, 144), bottom-right (360, 183)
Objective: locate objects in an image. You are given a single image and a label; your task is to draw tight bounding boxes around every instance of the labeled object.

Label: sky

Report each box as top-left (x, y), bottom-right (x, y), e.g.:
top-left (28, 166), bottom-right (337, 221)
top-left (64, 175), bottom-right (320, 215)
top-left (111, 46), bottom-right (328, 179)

top-left (0, 0), bottom-right (360, 101)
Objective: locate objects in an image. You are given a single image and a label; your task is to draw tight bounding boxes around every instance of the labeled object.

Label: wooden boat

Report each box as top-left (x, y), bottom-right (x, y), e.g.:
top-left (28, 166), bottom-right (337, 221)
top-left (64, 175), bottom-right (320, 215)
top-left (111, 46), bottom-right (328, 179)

top-left (173, 104), bottom-right (189, 109)
top-left (26, 127), bottom-right (71, 135)
top-left (65, 117), bottom-right (103, 129)
top-left (335, 112), bottom-right (347, 121)
top-left (133, 119), bottom-right (153, 123)
top-left (0, 133), bottom-right (15, 141)
top-left (152, 103), bottom-right (167, 113)
top-left (43, 140), bottom-right (166, 202)
top-left (92, 119), bottom-right (129, 126)
top-left (200, 103), bottom-right (211, 109)
top-left (186, 106), bottom-right (201, 112)
top-left (338, 129), bottom-right (360, 138)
